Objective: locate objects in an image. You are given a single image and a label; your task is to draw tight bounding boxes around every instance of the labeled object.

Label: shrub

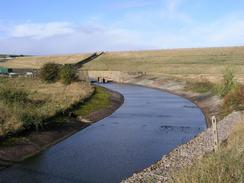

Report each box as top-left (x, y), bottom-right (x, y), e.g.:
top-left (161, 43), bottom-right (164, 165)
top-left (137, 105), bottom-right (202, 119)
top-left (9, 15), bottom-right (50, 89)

top-left (0, 87), bottom-right (28, 104)
top-left (59, 64), bottom-right (77, 85)
top-left (20, 109), bottom-right (43, 132)
top-left (39, 63), bottom-right (61, 83)
top-left (220, 67), bottom-right (237, 97)
top-left (0, 108), bottom-right (6, 124)
top-left (185, 80), bottom-right (215, 93)
top-left (221, 84), bottom-right (244, 115)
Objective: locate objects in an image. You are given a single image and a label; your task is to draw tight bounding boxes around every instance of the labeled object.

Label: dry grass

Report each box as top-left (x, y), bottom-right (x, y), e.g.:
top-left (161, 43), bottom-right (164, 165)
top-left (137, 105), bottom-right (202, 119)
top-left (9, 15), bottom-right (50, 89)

top-left (0, 53), bottom-right (90, 69)
top-left (0, 77), bottom-right (93, 136)
top-left (82, 46), bottom-right (244, 83)
top-left (1, 46), bottom-right (244, 82)
top-left (171, 122), bottom-right (244, 183)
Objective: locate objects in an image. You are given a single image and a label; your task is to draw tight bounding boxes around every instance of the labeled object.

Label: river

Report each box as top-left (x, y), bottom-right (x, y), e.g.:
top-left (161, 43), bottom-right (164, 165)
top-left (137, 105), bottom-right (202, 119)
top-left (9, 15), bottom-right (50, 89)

top-left (0, 83), bottom-right (206, 183)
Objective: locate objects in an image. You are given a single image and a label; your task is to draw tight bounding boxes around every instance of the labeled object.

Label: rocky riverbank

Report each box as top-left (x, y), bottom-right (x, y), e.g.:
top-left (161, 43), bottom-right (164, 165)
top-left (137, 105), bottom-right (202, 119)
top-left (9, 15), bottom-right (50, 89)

top-left (122, 75), bottom-right (244, 182)
top-left (0, 86), bottom-right (124, 169)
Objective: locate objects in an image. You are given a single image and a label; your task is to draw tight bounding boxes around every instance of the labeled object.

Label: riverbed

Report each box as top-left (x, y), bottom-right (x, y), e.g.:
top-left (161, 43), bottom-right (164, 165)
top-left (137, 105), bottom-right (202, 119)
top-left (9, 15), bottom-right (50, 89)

top-left (0, 83), bottom-right (206, 183)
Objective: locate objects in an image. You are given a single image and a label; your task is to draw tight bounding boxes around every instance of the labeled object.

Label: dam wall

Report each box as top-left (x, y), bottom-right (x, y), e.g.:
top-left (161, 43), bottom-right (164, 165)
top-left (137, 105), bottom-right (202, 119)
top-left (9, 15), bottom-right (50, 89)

top-left (86, 71), bottom-right (146, 83)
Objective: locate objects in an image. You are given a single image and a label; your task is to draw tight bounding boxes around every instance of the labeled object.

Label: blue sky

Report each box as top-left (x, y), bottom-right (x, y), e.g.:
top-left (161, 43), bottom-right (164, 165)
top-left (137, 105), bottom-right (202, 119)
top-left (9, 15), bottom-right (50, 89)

top-left (0, 0), bottom-right (244, 55)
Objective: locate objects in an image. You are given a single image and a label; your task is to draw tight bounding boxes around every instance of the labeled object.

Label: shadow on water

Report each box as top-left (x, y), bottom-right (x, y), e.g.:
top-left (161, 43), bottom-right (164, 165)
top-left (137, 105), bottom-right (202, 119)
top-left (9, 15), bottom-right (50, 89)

top-left (0, 83), bottom-right (206, 183)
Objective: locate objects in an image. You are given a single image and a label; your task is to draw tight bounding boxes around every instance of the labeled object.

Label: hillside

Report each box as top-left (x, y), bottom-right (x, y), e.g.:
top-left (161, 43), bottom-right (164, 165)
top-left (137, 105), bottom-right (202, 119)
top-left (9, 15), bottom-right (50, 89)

top-left (0, 53), bottom-right (90, 69)
top-left (1, 46), bottom-right (244, 82)
top-left (82, 46), bottom-right (244, 82)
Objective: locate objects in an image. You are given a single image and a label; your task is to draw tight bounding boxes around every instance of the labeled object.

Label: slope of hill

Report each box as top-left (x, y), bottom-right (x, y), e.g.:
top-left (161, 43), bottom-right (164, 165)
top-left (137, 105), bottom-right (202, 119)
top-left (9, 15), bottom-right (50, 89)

top-left (0, 53), bottom-right (90, 69)
top-left (1, 46), bottom-right (244, 82)
top-left (83, 46), bottom-right (244, 73)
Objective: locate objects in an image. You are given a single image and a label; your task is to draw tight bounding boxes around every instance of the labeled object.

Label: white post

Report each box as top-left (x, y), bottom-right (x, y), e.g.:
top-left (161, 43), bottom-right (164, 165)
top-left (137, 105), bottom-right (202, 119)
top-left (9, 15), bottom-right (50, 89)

top-left (212, 116), bottom-right (219, 152)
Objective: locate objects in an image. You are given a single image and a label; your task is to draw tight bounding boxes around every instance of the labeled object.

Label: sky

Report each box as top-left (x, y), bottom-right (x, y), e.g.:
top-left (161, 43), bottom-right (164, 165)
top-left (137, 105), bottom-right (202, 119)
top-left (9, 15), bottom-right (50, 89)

top-left (0, 0), bottom-right (244, 55)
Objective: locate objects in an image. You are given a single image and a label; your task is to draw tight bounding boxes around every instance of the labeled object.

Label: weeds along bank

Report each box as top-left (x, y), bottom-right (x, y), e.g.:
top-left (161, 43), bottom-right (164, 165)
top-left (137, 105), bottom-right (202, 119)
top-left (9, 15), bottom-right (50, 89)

top-left (171, 121), bottom-right (244, 183)
top-left (184, 68), bottom-right (244, 117)
top-left (0, 77), bottom-right (93, 137)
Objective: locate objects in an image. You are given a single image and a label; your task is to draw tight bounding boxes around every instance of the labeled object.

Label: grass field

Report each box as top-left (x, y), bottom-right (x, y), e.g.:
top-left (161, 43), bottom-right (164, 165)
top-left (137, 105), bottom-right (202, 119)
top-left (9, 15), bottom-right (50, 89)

top-left (83, 47), bottom-right (244, 72)
top-left (0, 53), bottom-right (90, 69)
top-left (82, 46), bottom-right (244, 83)
top-left (1, 46), bottom-right (244, 82)
top-left (0, 77), bottom-right (93, 136)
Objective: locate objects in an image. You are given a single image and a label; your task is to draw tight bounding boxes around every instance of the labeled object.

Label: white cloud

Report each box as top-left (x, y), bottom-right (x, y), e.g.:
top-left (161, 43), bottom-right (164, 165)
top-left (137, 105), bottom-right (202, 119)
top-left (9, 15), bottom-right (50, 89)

top-left (161, 0), bottom-right (192, 23)
top-left (127, 15), bottom-right (244, 49)
top-left (10, 22), bottom-right (75, 39)
top-left (185, 15), bottom-right (244, 47)
top-left (167, 0), bottom-right (182, 13)
top-left (1, 13), bottom-right (244, 55)
top-left (109, 0), bottom-right (154, 9)
top-left (0, 22), bottom-right (144, 55)
top-left (207, 20), bottom-right (244, 44)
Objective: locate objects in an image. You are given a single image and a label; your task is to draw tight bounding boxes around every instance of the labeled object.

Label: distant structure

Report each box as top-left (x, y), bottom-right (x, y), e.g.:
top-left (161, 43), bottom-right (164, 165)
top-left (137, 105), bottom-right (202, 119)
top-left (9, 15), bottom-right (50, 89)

top-left (75, 52), bottom-right (104, 69)
top-left (0, 67), bottom-right (12, 75)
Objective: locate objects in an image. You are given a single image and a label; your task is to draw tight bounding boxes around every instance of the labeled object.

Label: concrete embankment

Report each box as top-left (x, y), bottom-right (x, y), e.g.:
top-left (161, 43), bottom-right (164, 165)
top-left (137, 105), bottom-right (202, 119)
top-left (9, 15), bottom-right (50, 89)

top-left (120, 75), bottom-right (244, 182)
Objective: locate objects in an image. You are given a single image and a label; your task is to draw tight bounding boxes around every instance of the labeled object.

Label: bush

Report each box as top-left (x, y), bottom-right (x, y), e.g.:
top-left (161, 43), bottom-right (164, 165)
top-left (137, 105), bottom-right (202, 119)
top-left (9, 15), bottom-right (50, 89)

top-left (220, 67), bottom-right (237, 97)
top-left (20, 111), bottom-right (43, 131)
top-left (0, 87), bottom-right (28, 104)
top-left (0, 108), bottom-right (7, 124)
top-left (222, 84), bottom-right (244, 115)
top-left (59, 64), bottom-right (77, 85)
top-left (39, 63), bottom-right (77, 85)
top-left (39, 63), bottom-right (61, 83)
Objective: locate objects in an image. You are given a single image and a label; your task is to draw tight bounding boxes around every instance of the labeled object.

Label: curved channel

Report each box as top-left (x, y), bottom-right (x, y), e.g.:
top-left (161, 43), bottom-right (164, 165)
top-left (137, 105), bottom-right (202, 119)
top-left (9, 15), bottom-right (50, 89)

top-left (0, 83), bottom-right (206, 183)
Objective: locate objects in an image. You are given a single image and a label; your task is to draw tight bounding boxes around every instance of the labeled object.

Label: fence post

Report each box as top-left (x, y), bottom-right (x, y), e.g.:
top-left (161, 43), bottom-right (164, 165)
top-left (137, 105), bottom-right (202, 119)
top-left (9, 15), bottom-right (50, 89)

top-left (212, 116), bottom-right (219, 152)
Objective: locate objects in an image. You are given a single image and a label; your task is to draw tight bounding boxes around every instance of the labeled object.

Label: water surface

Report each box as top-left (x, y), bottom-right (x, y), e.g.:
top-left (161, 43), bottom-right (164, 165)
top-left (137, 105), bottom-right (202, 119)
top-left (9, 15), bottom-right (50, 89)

top-left (0, 83), bottom-right (206, 183)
